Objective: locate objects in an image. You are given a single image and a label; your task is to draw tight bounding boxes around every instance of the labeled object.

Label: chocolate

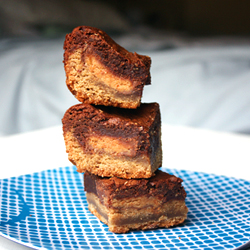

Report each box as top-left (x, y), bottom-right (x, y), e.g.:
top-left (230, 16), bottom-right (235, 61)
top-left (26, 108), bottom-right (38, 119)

top-left (84, 170), bottom-right (187, 204)
top-left (63, 26), bottom-right (151, 86)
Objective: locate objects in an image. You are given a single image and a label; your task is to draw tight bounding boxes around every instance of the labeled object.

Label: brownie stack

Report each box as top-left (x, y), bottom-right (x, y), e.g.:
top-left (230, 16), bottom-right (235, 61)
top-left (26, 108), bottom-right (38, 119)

top-left (62, 26), bottom-right (188, 233)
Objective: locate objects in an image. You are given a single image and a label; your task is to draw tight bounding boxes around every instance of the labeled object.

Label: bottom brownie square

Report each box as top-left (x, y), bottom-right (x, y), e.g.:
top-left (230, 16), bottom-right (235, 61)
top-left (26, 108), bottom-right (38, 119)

top-left (84, 170), bottom-right (188, 233)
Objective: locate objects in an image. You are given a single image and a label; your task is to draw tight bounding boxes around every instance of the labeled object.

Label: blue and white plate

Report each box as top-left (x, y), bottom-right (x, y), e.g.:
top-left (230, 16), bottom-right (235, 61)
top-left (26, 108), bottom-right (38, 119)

top-left (0, 166), bottom-right (249, 250)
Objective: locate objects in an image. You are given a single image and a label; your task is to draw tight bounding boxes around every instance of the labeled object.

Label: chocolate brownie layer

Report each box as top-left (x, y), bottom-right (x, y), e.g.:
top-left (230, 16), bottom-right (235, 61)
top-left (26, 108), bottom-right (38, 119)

top-left (62, 102), bottom-right (162, 179)
top-left (63, 26), bottom-right (151, 109)
top-left (84, 170), bottom-right (188, 233)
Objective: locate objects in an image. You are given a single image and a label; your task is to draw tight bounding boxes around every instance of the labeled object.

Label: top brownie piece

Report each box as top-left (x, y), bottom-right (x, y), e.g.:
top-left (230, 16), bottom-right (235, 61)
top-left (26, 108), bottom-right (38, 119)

top-left (63, 26), bottom-right (151, 109)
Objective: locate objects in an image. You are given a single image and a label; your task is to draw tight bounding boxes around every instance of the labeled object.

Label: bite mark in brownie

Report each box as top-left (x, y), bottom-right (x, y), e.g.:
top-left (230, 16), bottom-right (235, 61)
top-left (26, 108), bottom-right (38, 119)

top-left (63, 26), bottom-right (151, 108)
top-left (62, 102), bottom-right (162, 179)
top-left (84, 170), bottom-right (188, 233)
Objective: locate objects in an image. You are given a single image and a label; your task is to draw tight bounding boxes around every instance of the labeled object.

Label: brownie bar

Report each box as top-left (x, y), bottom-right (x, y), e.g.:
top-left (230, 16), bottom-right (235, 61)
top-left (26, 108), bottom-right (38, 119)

top-left (84, 170), bottom-right (188, 233)
top-left (62, 102), bottom-right (162, 179)
top-left (63, 26), bottom-right (151, 109)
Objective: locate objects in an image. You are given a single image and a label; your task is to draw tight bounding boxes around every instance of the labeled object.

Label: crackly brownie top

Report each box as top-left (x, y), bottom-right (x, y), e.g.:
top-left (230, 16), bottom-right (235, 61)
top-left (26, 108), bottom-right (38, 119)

top-left (63, 26), bottom-right (151, 85)
top-left (62, 102), bottom-right (160, 138)
top-left (84, 170), bottom-right (187, 203)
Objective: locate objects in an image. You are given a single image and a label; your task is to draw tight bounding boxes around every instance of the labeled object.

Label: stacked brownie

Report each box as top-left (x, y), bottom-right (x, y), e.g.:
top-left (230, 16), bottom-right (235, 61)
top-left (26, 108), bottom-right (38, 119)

top-left (62, 26), bottom-right (188, 233)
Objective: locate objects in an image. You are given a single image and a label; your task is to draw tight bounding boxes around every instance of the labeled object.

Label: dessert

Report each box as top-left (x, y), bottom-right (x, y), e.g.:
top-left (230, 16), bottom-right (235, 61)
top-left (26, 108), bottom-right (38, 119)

top-left (62, 102), bottom-right (162, 179)
top-left (63, 26), bottom-right (151, 109)
top-left (84, 170), bottom-right (188, 233)
top-left (61, 25), bottom-right (188, 234)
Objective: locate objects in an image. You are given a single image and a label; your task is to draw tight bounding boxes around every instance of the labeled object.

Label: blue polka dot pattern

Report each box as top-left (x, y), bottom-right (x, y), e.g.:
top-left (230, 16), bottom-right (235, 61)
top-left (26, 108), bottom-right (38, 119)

top-left (0, 166), bottom-right (249, 250)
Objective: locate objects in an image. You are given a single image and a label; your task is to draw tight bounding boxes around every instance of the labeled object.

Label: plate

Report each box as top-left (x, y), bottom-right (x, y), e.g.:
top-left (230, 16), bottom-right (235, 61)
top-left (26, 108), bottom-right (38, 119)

top-left (0, 166), bottom-right (249, 250)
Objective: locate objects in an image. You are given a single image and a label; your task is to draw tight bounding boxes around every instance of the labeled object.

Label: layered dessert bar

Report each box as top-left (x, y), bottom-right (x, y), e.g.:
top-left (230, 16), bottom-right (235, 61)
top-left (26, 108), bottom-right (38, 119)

top-left (62, 102), bottom-right (162, 179)
top-left (84, 170), bottom-right (188, 233)
top-left (63, 26), bottom-right (151, 109)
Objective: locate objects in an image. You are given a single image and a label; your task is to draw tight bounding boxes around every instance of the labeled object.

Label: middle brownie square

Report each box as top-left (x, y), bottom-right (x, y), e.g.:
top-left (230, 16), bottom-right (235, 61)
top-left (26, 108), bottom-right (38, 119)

top-left (62, 102), bottom-right (162, 179)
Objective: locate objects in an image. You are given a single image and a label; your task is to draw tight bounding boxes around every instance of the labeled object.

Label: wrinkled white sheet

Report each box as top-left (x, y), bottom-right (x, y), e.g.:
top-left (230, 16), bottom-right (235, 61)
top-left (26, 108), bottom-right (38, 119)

top-left (0, 36), bottom-right (250, 136)
top-left (142, 46), bottom-right (250, 134)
